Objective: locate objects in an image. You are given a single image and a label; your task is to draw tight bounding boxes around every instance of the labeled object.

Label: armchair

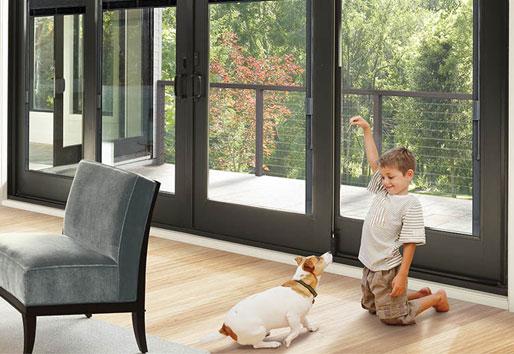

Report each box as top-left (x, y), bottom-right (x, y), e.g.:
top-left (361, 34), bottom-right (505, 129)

top-left (0, 160), bottom-right (160, 353)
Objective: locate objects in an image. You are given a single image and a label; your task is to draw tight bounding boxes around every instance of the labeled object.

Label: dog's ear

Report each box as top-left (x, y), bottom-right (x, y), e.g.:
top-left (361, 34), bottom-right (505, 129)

top-left (295, 256), bottom-right (305, 266)
top-left (302, 258), bottom-right (316, 273)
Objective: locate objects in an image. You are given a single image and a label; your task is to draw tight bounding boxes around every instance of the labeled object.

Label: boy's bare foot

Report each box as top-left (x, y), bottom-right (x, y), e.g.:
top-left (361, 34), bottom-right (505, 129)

top-left (407, 287), bottom-right (432, 300)
top-left (418, 287), bottom-right (432, 297)
top-left (434, 290), bottom-right (450, 312)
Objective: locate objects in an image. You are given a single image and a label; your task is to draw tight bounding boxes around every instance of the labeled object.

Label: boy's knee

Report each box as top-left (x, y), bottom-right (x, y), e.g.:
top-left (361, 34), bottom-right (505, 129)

top-left (380, 317), bottom-right (407, 326)
top-left (379, 315), bottom-right (416, 326)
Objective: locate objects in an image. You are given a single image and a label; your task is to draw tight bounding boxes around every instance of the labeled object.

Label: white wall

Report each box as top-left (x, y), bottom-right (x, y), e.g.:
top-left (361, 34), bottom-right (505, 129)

top-left (0, 0), bottom-right (8, 200)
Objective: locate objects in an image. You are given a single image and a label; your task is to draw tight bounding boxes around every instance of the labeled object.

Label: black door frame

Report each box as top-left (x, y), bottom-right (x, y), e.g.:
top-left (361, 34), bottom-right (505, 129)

top-left (52, 15), bottom-right (83, 167)
top-left (9, 0), bottom-right (91, 204)
top-left (26, 14), bottom-right (82, 168)
top-left (333, 0), bottom-right (508, 295)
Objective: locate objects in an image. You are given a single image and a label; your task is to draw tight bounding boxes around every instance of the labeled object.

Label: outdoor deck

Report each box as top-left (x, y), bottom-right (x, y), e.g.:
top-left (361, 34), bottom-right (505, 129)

top-left (124, 161), bottom-right (472, 235)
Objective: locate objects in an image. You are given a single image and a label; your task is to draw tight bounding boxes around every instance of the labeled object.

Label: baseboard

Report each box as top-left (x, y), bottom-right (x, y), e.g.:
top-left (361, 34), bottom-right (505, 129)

top-left (2, 198), bottom-right (509, 310)
top-left (2, 199), bottom-right (65, 218)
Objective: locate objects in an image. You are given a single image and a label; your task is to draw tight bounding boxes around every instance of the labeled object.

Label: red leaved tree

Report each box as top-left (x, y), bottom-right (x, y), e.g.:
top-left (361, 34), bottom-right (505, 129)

top-left (209, 32), bottom-right (304, 173)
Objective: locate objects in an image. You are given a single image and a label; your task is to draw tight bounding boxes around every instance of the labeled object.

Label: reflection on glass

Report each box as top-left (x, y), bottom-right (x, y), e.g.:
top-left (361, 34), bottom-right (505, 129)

top-left (339, 0), bottom-right (474, 235)
top-left (101, 7), bottom-right (177, 194)
top-left (32, 17), bottom-right (54, 112)
top-left (208, 0), bottom-right (308, 213)
top-left (29, 16), bottom-right (54, 171)
top-left (29, 15), bottom-right (83, 176)
top-left (160, 7), bottom-right (177, 194)
top-left (101, 9), bottom-right (152, 166)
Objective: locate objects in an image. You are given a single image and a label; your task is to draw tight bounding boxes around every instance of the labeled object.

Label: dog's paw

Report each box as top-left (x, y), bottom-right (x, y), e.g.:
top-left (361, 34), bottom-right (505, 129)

top-left (269, 341), bottom-right (281, 348)
top-left (253, 341), bottom-right (281, 349)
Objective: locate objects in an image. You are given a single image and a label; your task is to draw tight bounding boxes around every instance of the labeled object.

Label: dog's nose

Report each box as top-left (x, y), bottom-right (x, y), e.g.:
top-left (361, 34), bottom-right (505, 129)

top-left (321, 252), bottom-right (333, 264)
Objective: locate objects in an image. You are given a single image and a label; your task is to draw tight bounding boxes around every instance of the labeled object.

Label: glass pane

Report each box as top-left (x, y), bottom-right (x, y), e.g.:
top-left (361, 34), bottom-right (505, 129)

top-left (208, 0), bottom-right (308, 213)
top-left (160, 7), bottom-right (177, 194)
top-left (63, 15), bottom-right (83, 148)
top-left (32, 17), bottom-right (54, 112)
top-left (339, 0), bottom-right (475, 235)
top-left (29, 16), bottom-right (54, 171)
top-left (29, 15), bottom-right (84, 176)
top-left (101, 9), bottom-right (152, 163)
top-left (101, 7), bottom-right (177, 194)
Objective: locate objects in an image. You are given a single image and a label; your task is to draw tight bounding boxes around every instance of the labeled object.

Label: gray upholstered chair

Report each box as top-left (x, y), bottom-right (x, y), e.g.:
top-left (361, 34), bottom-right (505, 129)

top-left (0, 160), bottom-right (160, 354)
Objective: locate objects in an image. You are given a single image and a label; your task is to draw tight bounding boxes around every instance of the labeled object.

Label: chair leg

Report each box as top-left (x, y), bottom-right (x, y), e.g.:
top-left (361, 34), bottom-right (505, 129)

top-left (132, 309), bottom-right (148, 353)
top-left (22, 314), bottom-right (36, 354)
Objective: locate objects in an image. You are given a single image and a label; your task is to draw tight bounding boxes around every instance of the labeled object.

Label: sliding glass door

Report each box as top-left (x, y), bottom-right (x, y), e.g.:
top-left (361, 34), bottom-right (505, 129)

top-left (13, 1), bottom-right (87, 202)
top-left (334, 0), bottom-right (507, 293)
top-left (191, 0), bottom-right (334, 252)
top-left (99, 0), bottom-right (194, 227)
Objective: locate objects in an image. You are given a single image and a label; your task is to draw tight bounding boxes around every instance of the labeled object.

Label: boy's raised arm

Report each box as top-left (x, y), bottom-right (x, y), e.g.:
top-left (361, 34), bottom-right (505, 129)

top-left (349, 116), bottom-right (379, 173)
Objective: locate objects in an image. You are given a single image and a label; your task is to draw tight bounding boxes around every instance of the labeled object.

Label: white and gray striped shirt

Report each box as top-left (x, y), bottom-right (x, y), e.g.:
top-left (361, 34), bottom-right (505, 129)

top-left (358, 171), bottom-right (426, 271)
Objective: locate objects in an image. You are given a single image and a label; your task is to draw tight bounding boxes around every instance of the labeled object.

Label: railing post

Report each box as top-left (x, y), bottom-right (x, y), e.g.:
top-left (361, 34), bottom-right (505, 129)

top-left (373, 93), bottom-right (383, 154)
top-left (155, 80), bottom-right (166, 165)
top-left (255, 89), bottom-right (264, 176)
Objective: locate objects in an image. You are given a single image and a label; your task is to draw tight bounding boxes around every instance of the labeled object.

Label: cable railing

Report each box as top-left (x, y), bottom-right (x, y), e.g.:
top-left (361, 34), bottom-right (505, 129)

top-left (156, 80), bottom-right (475, 197)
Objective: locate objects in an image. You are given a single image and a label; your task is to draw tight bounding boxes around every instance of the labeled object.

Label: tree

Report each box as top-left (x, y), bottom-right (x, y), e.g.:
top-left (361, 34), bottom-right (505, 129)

top-left (340, 0), bottom-right (473, 197)
top-left (209, 32), bottom-right (304, 173)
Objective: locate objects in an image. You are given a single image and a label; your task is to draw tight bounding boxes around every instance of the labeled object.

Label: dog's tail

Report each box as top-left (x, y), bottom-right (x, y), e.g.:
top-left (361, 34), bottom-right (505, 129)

top-left (198, 323), bottom-right (238, 345)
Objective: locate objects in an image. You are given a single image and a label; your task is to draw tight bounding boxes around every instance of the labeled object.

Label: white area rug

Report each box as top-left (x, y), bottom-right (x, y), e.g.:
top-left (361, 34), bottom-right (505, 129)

top-left (0, 299), bottom-right (208, 354)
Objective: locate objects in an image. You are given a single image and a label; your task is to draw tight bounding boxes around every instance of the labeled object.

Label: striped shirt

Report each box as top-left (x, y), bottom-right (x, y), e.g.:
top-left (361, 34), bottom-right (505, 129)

top-left (358, 171), bottom-right (426, 271)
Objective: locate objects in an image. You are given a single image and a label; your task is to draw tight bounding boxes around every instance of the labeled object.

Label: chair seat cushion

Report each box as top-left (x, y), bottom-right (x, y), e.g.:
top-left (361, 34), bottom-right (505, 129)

top-left (0, 234), bottom-right (119, 306)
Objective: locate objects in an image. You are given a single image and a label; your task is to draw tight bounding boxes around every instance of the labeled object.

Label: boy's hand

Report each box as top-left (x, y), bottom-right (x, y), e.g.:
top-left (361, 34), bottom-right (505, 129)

top-left (349, 116), bottom-right (371, 132)
top-left (390, 273), bottom-right (407, 297)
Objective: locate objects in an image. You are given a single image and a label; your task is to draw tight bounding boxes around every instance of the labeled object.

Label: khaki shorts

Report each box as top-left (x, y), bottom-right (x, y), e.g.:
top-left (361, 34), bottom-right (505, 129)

top-left (361, 266), bottom-right (418, 325)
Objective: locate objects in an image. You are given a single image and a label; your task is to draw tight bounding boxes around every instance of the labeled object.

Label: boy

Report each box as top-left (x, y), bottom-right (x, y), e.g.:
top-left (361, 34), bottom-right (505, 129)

top-left (350, 115), bottom-right (449, 325)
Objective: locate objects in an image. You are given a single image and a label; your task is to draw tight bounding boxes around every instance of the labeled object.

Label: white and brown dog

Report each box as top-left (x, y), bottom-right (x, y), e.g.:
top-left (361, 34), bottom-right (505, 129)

top-left (209, 252), bottom-right (332, 349)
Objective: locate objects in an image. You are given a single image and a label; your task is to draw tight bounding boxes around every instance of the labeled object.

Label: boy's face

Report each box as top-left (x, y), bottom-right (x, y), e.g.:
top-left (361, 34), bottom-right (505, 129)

top-left (378, 165), bottom-right (414, 195)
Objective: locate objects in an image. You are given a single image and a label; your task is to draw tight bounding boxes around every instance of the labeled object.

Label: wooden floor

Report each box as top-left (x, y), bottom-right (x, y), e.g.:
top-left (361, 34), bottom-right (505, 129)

top-left (1, 206), bottom-right (513, 353)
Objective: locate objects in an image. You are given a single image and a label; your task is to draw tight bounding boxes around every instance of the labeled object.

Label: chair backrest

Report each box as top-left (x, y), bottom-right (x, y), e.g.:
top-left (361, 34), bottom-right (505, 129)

top-left (63, 160), bottom-right (159, 302)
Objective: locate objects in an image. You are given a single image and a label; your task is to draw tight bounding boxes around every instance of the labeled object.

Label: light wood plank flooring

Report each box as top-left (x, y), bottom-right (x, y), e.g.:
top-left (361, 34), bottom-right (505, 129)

top-left (0, 206), bottom-right (513, 353)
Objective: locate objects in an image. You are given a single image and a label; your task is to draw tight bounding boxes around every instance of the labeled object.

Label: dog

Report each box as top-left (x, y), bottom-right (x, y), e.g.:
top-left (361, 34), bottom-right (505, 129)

top-left (206, 252), bottom-right (332, 349)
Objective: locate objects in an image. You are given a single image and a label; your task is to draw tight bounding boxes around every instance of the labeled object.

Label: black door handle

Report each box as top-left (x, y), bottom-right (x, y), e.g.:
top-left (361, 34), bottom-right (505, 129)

top-left (55, 78), bottom-right (66, 95)
top-left (173, 74), bottom-right (188, 99)
top-left (192, 74), bottom-right (203, 100)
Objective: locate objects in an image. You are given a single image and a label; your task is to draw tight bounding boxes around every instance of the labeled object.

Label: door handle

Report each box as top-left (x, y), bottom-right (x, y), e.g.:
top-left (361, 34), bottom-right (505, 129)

top-left (173, 76), bottom-right (178, 96)
top-left (173, 74), bottom-right (188, 99)
top-left (54, 78), bottom-right (66, 95)
top-left (192, 74), bottom-right (203, 100)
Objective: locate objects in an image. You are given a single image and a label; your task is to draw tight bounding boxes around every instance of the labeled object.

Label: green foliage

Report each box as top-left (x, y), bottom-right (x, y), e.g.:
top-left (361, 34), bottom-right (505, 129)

top-left (161, 8), bottom-right (177, 81)
top-left (341, 0), bottom-right (474, 197)
top-left (159, 0), bottom-right (474, 197)
top-left (164, 87), bottom-right (176, 164)
top-left (33, 17), bottom-right (54, 111)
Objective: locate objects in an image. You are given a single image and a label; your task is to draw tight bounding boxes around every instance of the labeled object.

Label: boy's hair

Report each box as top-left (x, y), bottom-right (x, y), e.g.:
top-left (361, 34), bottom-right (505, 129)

top-left (378, 147), bottom-right (416, 174)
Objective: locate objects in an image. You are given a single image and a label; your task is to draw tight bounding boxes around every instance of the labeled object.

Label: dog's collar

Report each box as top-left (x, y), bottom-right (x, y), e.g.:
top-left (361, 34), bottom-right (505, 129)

top-left (295, 279), bottom-right (317, 298)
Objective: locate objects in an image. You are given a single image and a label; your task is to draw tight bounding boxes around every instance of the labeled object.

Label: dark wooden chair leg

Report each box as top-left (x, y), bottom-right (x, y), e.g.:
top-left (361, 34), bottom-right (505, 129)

top-left (22, 314), bottom-right (36, 354)
top-left (132, 309), bottom-right (148, 353)
top-left (85, 313), bottom-right (92, 318)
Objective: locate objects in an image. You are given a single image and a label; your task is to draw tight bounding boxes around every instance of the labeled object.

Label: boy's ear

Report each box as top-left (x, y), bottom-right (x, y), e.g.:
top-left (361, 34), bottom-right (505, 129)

top-left (406, 169), bottom-right (414, 178)
top-left (294, 256), bottom-right (305, 266)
